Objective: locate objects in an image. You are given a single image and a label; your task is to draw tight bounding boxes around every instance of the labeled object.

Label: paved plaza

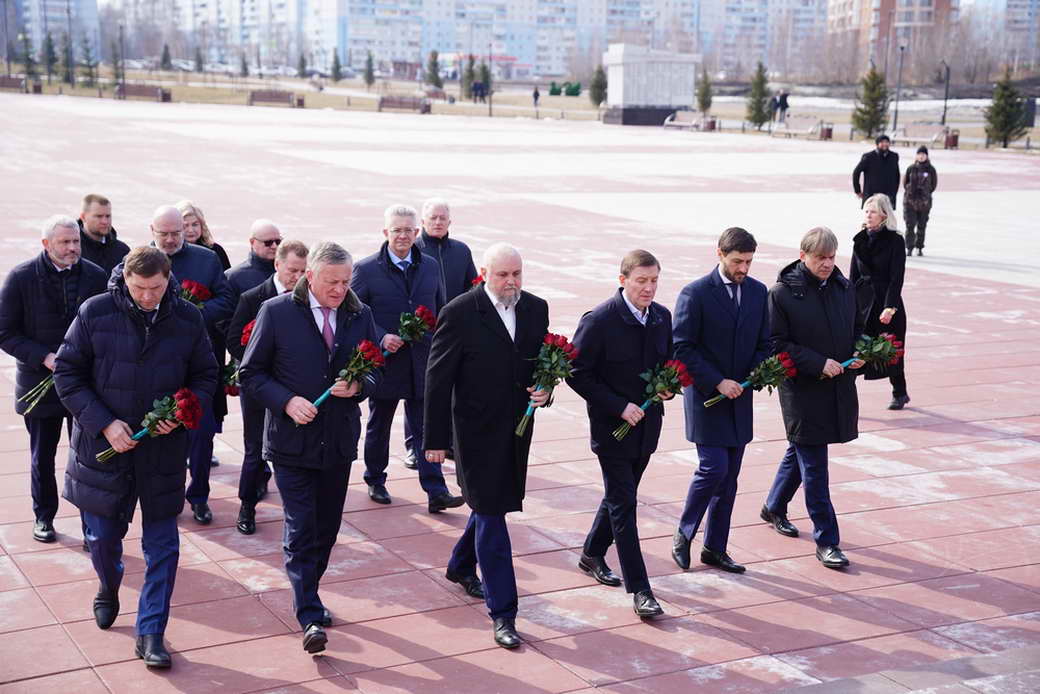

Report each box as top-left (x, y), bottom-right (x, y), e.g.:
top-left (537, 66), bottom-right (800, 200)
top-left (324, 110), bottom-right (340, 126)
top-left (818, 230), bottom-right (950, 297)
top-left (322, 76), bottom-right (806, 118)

top-left (0, 94), bottom-right (1039, 693)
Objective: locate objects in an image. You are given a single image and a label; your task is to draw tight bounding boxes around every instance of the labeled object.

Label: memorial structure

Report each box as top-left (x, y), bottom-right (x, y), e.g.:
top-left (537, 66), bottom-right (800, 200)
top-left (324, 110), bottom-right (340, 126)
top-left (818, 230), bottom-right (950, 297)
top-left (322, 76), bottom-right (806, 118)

top-left (601, 43), bottom-right (699, 126)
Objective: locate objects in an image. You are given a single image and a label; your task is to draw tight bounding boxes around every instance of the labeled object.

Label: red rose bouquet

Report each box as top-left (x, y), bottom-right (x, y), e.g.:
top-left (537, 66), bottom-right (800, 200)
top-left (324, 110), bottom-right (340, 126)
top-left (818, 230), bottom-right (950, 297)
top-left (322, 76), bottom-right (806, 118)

top-left (472, 275), bottom-right (484, 286)
top-left (383, 306), bottom-right (437, 357)
top-left (838, 333), bottom-right (905, 371)
top-left (312, 339), bottom-right (385, 409)
top-left (515, 333), bottom-right (578, 437)
top-left (179, 279), bottom-right (211, 308)
top-left (704, 351), bottom-right (798, 408)
top-left (613, 359), bottom-right (693, 440)
top-left (240, 319), bottom-right (256, 347)
top-left (223, 360), bottom-right (240, 396)
top-left (97, 388), bottom-right (202, 462)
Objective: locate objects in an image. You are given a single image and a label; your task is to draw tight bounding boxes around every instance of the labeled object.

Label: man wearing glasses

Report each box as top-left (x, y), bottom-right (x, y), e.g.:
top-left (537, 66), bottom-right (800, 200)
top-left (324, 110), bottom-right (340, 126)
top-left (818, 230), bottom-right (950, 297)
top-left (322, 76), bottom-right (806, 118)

top-left (150, 206), bottom-right (234, 525)
top-left (226, 220), bottom-right (284, 304)
top-left (351, 204), bottom-right (464, 512)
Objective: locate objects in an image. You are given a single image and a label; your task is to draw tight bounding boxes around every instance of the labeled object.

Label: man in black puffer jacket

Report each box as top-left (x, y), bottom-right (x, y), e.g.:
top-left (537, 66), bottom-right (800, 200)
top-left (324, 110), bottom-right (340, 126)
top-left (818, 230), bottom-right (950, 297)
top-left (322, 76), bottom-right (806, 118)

top-left (0, 216), bottom-right (107, 544)
top-left (54, 247), bottom-right (218, 668)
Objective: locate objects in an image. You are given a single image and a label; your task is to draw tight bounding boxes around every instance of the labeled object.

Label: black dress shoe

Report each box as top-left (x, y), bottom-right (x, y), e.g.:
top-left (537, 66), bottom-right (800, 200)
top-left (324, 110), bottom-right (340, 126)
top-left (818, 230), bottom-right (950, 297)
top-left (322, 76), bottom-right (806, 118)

top-left (671, 528), bottom-right (692, 570)
top-left (916, 248), bottom-right (923, 257)
top-left (760, 505), bottom-right (799, 537)
top-left (888, 394), bottom-right (911, 411)
top-left (403, 451), bottom-right (418, 470)
top-left (700, 547), bottom-right (746, 574)
top-left (368, 484), bottom-right (391, 504)
top-left (236, 503), bottom-right (256, 535)
top-left (32, 520), bottom-right (56, 543)
top-left (577, 553), bottom-right (622, 587)
top-left (191, 502), bottom-right (213, 525)
top-left (302, 623), bottom-right (327, 653)
top-left (445, 570), bottom-right (485, 599)
top-left (906, 248), bottom-right (913, 257)
top-left (320, 608), bottom-right (333, 627)
top-left (93, 590), bottom-right (119, 630)
top-left (816, 545), bottom-right (850, 569)
top-left (210, 455), bottom-right (220, 467)
top-left (633, 590), bottom-right (664, 618)
top-left (428, 492), bottom-right (465, 513)
top-left (493, 617), bottom-right (521, 649)
top-left (135, 634), bottom-right (172, 668)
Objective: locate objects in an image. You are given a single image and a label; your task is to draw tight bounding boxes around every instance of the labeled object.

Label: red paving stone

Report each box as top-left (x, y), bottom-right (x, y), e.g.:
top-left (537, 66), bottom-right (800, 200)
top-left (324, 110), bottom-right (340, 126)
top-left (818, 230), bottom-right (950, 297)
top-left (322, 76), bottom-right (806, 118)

top-left (0, 95), bottom-right (1038, 692)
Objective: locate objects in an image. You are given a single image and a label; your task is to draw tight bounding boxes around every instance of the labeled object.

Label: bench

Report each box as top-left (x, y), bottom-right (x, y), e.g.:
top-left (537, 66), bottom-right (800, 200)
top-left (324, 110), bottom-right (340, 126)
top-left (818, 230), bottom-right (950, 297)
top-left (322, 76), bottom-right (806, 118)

top-left (771, 114), bottom-right (822, 138)
top-left (115, 83), bottom-right (172, 102)
top-left (247, 90), bottom-right (302, 108)
top-left (378, 95), bottom-right (431, 114)
top-left (662, 110), bottom-right (704, 130)
top-left (891, 123), bottom-right (956, 148)
top-left (0, 76), bottom-right (26, 92)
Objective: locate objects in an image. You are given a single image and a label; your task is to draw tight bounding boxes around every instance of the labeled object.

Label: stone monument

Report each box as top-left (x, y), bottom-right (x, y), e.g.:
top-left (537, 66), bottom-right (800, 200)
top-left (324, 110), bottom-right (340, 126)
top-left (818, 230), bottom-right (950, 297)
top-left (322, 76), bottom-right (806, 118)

top-left (601, 43), bottom-right (700, 126)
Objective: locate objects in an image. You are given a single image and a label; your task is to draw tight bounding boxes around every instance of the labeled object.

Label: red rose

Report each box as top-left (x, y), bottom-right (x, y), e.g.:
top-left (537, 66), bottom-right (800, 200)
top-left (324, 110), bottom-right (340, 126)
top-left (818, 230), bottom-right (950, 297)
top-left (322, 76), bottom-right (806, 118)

top-left (543, 334), bottom-right (554, 345)
top-left (781, 358), bottom-right (795, 369)
top-left (554, 335), bottom-right (567, 348)
top-left (472, 276), bottom-right (483, 286)
top-left (569, 348), bottom-right (580, 361)
top-left (785, 368), bottom-right (797, 378)
top-left (241, 319), bottom-right (256, 346)
top-left (778, 352), bottom-right (790, 361)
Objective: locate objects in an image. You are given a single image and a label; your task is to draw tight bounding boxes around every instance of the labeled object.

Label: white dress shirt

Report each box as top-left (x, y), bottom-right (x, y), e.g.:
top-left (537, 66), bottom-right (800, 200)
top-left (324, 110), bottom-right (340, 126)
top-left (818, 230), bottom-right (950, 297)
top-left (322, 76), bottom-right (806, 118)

top-left (308, 290), bottom-right (336, 334)
top-left (621, 291), bottom-right (648, 325)
top-left (273, 274), bottom-right (288, 294)
top-left (484, 284), bottom-right (516, 341)
top-left (717, 265), bottom-right (741, 306)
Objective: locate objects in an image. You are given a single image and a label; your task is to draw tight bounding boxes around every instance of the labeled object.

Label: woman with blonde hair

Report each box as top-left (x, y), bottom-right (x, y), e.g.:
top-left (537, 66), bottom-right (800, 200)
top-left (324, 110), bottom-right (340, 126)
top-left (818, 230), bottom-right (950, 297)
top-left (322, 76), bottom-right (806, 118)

top-left (850, 193), bottom-right (909, 410)
top-left (176, 200), bottom-right (231, 271)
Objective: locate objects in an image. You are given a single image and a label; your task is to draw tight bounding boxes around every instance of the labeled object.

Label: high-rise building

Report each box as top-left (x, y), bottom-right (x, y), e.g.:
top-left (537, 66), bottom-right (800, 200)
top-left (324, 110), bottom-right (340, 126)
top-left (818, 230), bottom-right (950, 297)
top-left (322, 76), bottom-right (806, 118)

top-left (20, 0), bottom-right (101, 55)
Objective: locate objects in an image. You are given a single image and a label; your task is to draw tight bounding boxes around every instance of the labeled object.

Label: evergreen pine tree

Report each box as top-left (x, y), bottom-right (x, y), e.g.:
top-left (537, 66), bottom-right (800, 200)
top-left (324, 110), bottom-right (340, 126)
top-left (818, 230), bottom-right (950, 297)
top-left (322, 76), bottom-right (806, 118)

top-left (478, 60), bottom-right (491, 95)
top-left (696, 67), bottom-right (712, 114)
top-left (463, 54), bottom-right (475, 99)
top-left (426, 50), bottom-right (442, 88)
top-left (43, 33), bottom-right (57, 84)
top-left (297, 53), bottom-right (306, 78)
top-left (745, 61), bottom-right (770, 129)
top-left (195, 46), bottom-right (203, 72)
top-left (331, 51), bottom-right (342, 82)
top-left (23, 34), bottom-right (37, 80)
top-left (160, 43), bottom-right (172, 71)
top-left (852, 65), bottom-right (890, 138)
top-left (589, 64), bottom-right (607, 107)
top-left (61, 32), bottom-right (74, 85)
top-left (80, 35), bottom-right (97, 86)
top-left (240, 52), bottom-right (249, 77)
top-left (984, 67), bottom-right (1028, 148)
top-left (364, 51), bottom-right (375, 89)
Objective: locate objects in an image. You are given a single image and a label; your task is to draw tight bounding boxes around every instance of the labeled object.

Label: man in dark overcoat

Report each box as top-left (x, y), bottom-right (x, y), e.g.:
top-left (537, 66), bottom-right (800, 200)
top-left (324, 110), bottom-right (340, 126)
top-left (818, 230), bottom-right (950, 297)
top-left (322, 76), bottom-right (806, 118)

top-left (853, 135), bottom-right (901, 208)
top-left (425, 243), bottom-right (551, 649)
top-left (55, 246), bottom-right (218, 668)
top-left (225, 219), bottom-right (282, 302)
top-left (351, 204), bottom-right (461, 511)
top-left (567, 249), bottom-right (674, 618)
top-left (78, 193), bottom-right (130, 274)
top-left (240, 242), bottom-right (383, 654)
top-left (151, 205), bottom-right (234, 525)
top-left (226, 240), bottom-right (308, 534)
top-left (671, 228), bottom-right (770, 575)
top-left (761, 228), bottom-right (864, 570)
top-left (0, 215), bottom-right (107, 543)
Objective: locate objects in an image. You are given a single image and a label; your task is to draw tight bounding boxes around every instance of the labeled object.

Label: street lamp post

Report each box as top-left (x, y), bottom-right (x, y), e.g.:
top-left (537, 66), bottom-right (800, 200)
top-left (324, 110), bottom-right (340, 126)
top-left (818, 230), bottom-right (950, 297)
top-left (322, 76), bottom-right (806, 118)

top-left (1, 0), bottom-right (10, 76)
top-left (487, 40), bottom-right (492, 117)
top-left (64, 0), bottom-right (72, 85)
top-left (940, 59), bottom-right (951, 126)
top-left (118, 22), bottom-right (125, 91)
top-left (892, 45), bottom-right (906, 133)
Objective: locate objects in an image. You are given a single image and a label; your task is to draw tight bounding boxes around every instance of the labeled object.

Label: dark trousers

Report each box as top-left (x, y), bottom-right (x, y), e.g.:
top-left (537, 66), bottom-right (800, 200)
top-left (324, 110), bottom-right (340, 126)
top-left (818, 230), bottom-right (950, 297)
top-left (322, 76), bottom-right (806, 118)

top-left (364, 397), bottom-right (448, 499)
top-left (274, 461), bottom-right (350, 629)
top-left (82, 510), bottom-right (179, 635)
top-left (24, 415), bottom-right (70, 524)
top-left (889, 363), bottom-right (908, 398)
top-left (583, 454), bottom-right (652, 594)
top-left (447, 511), bottom-right (518, 621)
top-left (904, 206), bottom-right (930, 250)
top-left (765, 442), bottom-right (840, 547)
top-left (186, 402), bottom-right (217, 506)
top-left (678, 445), bottom-right (745, 554)
top-left (237, 394), bottom-right (272, 504)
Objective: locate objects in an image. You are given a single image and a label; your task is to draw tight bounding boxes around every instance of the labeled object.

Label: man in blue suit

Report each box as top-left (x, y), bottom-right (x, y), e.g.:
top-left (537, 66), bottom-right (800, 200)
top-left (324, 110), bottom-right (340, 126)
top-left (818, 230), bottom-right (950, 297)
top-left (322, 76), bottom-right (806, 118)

top-left (351, 204), bottom-right (463, 512)
top-left (567, 250), bottom-right (674, 618)
top-left (672, 228), bottom-right (770, 573)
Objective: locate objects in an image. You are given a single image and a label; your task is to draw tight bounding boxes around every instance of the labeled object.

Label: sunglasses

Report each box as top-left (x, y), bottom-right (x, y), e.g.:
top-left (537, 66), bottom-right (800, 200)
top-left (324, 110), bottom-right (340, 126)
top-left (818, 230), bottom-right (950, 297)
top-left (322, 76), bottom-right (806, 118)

top-left (255, 238), bottom-right (283, 247)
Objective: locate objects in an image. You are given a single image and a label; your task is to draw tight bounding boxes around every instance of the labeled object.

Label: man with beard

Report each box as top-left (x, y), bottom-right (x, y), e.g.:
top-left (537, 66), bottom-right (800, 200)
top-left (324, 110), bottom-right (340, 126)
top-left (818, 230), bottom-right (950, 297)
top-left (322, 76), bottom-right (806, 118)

top-left (226, 240), bottom-right (308, 534)
top-left (0, 216), bottom-right (107, 543)
top-left (853, 135), bottom-right (901, 208)
top-left (425, 243), bottom-right (550, 649)
top-left (760, 228), bottom-right (864, 570)
top-left (78, 194), bottom-right (130, 274)
top-left (671, 228), bottom-right (770, 575)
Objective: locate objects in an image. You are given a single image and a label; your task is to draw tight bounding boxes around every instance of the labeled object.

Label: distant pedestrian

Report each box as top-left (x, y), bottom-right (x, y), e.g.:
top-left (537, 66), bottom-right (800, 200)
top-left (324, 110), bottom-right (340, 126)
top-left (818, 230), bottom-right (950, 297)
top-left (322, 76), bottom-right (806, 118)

top-left (532, 86), bottom-right (540, 108)
top-left (768, 93), bottom-right (779, 122)
top-left (778, 91), bottom-right (790, 123)
top-left (852, 135), bottom-right (900, 209)
top-left (902, 146), bottom-right (938, 257)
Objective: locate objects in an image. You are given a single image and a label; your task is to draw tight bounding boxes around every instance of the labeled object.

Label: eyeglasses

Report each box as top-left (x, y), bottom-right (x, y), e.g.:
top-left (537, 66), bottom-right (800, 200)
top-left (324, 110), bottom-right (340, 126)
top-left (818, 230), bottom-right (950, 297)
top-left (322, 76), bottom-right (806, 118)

top-left (254, 238), bottom-right (283, 247)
